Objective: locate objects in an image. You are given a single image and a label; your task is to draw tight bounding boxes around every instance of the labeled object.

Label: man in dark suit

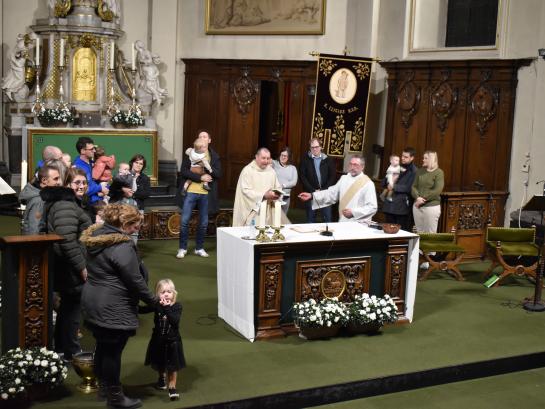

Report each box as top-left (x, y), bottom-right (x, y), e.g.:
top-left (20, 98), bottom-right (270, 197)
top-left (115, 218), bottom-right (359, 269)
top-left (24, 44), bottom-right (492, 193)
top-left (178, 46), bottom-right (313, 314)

top-left (381, 147), bottom-right (417, 231)
top-left (299, 137), bottom-right (337, 223)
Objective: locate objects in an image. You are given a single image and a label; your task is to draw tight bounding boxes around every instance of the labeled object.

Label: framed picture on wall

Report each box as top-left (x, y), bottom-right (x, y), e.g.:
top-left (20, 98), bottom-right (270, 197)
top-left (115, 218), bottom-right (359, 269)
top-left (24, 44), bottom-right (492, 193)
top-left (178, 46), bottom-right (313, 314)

top-left (205, 0), bottom-right (326, 35)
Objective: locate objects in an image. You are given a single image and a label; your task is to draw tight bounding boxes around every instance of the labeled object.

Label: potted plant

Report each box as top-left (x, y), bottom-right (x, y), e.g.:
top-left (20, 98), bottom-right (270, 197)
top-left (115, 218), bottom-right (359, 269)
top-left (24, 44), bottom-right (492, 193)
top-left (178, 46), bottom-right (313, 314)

top-left (0, 347), bottom-right (68, 403)
top-left (110, 109), bottom-right (126, 128)
top-left (36, 108), bottom-right (58, 127)
top-left (125, 107), bottom-right (145, 127)
top-left (292, 297), bottom-right (349, 340)
top-left (54, 106), bottom-right (74, 126)
top-left (347, 293), bottom-right (398, 334)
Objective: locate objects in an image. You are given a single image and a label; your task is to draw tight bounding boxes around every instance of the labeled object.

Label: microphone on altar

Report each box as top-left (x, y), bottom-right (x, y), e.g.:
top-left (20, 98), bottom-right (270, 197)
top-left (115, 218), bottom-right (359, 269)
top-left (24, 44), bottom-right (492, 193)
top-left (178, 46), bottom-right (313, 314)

top-left (314, 192), bottom-right (333, 236)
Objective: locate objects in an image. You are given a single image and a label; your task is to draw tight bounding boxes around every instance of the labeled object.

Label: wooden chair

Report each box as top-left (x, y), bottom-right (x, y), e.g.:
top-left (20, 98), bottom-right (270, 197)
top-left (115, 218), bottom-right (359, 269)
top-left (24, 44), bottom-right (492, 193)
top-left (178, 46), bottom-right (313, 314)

top-left (485, 226), bottom-right (539, 286)
top-left (418, 229), bottom-right (466, 281)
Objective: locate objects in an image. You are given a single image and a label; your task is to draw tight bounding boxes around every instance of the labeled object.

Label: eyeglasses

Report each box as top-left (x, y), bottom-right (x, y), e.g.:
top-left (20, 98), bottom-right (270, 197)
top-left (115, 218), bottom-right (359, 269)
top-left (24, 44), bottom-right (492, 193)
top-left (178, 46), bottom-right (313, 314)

top-left (71, 180), bottom-right (88, 186)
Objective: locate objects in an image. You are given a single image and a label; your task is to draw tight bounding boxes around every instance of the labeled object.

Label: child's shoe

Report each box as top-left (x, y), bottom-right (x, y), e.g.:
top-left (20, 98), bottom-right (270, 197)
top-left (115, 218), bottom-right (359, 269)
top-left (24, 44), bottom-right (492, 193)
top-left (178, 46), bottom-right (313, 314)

top-left (156, 376), bottom-right (167, 390)
top-left (168, 388), bottom-right (180, 401)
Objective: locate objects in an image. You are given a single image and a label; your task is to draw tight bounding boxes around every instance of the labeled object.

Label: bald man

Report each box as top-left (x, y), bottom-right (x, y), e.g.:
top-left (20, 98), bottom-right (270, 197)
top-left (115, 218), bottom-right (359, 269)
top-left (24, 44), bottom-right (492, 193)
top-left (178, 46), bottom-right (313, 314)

top-left (232, 147), bottom-right (284, 227)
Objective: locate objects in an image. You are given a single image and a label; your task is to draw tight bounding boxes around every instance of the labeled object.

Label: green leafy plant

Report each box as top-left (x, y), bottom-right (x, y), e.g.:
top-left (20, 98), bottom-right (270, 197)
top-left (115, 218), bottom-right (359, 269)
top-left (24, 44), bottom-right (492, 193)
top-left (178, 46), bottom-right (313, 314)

top-left (292, 297), bottom-right (349, 328)
top-left (36, 107), bottom-right (73, 126)
top-left (348, 293), bottom-right (398, 325)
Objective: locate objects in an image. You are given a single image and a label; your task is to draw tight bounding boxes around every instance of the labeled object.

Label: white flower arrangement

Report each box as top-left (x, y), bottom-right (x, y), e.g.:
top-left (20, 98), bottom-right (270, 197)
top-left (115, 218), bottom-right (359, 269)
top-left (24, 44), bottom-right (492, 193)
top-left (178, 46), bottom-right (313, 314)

top-left (348, 293), bottom-right (398, 325)
top-left (125, 106), bottom-right (145, 126)
top-left (110, 109), bottom-right (126, 125)
top-left (36, 107), bottom-right (73, 126)
top-left (293, 297), bottom-right (349, 328)
top-left (0, 347), bottom-right (68, 400)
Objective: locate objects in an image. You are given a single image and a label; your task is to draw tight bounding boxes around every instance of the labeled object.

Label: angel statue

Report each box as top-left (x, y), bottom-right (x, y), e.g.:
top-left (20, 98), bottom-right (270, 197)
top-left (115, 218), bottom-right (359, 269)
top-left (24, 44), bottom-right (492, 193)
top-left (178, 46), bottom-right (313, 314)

top-left (1, 33), bottom-right (32, 102)
top-left (134, 40), bottom-right (168, 106)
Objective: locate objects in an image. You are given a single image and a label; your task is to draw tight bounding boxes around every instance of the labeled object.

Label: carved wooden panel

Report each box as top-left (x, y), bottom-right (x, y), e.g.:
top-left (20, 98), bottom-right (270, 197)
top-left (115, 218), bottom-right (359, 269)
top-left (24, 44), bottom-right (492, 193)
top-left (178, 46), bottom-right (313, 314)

top-left (384, 240), bottom-right (409, 318)
top-left (295, 257), bottom-right (371, 303)
top-left (256, 250), bottom-right (285, 339)
top-left (440, 191), bottom-right (509, 259)
top-left (23, 254), bottom-right (47, 347)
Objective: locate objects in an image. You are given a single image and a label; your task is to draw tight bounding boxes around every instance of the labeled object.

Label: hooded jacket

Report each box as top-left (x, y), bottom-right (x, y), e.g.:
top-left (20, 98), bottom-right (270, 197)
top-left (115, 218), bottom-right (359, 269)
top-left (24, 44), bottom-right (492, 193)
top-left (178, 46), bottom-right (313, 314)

top-left (19, 180), bottom-right (44, 234)
top-left (41, 186), bottom-right (92, 293)
top-left (80, 224), bottom-right (158, 331)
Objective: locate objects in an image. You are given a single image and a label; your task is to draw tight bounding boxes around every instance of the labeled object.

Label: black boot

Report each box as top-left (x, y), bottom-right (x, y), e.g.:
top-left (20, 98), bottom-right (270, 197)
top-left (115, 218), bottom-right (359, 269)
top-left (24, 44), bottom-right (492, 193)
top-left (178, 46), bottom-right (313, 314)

top-left (97, 380), bottom-right (107, 401)
top-left (106, 385), bottom-right (142, 409)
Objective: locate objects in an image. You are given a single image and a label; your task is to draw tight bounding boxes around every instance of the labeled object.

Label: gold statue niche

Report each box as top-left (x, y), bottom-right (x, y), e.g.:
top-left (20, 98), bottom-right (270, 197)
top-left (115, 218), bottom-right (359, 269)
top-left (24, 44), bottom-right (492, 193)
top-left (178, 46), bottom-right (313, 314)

top-left (72, 48), bottom-right (97, 101)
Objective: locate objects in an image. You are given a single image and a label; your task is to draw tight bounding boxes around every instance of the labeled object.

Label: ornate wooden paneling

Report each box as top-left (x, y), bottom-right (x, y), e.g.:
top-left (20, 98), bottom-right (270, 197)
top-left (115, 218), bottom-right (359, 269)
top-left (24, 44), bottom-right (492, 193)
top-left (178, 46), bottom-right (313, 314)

top-left (0, 234), bottom-right (62, 353)
top-left (384, 239), bottom-right (409, 319)
top-left (256, 250), bottom-right (286, 340)
top-left (182, 59), bottom-right (317, 203)
top-left (441, 191), bottom-right (508, 259)
top-left (295, 257), bottom-right (371, 303)
top-left (139, 208), bottom-right (233, 240)
top-left (381, 59), bottom-right (530, 257)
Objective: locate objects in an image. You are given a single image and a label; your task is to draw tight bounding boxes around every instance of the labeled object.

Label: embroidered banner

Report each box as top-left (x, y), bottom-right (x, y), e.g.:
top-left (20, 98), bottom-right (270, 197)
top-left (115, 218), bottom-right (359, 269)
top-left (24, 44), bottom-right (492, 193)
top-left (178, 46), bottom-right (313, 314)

top-left (311, 54), bottom-right (373, 157)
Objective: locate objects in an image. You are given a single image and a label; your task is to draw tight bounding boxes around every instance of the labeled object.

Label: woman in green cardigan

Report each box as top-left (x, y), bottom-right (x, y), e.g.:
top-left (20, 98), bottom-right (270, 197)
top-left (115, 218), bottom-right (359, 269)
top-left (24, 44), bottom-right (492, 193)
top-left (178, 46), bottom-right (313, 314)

top-left (411, 151), bottom-right (444, 233)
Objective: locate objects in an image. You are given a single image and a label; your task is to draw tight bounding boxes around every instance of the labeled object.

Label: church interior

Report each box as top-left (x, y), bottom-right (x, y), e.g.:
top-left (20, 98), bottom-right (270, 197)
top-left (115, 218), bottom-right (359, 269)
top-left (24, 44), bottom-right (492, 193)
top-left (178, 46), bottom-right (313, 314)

top-left (1, 0), bottom-right (545, 408)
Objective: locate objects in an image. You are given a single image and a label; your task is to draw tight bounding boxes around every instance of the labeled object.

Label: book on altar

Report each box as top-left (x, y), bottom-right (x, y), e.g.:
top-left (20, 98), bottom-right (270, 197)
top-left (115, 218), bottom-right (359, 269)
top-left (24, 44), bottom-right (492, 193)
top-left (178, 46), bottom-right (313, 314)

top-left (290, 225), bottom-right (318, 233)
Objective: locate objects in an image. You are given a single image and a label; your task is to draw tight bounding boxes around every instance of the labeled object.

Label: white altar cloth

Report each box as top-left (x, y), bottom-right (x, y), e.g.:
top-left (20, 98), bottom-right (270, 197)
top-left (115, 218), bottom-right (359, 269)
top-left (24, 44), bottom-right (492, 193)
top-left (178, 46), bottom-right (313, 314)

top-left (217, 222), bottom-right (420, 341)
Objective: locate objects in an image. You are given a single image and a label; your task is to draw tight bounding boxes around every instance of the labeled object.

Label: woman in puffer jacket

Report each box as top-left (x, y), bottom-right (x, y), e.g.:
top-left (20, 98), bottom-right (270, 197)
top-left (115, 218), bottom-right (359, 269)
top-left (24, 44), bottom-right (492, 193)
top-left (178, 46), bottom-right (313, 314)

top-left (80, 203), bottom-right (158, 409)
top-left (40, 168), bottom-right (92, 362)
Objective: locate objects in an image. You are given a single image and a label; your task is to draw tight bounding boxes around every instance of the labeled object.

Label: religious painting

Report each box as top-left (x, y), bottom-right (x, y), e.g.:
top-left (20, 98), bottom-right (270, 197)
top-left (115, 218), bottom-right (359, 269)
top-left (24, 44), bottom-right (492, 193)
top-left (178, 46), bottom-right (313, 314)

top-left (311, 54), bottom-right (373, 157)
top-left (205, 0), bottom-right (326, 35)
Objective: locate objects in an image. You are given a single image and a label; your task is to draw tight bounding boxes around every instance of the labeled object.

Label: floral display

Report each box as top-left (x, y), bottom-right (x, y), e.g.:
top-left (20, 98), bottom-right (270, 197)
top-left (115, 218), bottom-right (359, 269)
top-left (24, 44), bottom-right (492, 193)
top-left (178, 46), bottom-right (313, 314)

top-left (0, 347), bottom-right (68, 401)
top-left (292, 297), bottom-right (349, 328)
top-left (348, 293), bottom-right (398, 325)
top-left (36, 106), bottom-right (74, 126)
top-left (110, 107), bottom-right (145, 127)
top-left (110, 109), bottom-right (126, 126)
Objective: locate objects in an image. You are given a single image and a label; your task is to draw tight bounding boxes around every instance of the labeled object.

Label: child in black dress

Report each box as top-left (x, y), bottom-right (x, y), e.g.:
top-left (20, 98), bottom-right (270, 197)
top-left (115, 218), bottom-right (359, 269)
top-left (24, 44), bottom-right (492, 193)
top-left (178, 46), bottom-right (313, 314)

top-left (143, 279), bottom-right (186, 400)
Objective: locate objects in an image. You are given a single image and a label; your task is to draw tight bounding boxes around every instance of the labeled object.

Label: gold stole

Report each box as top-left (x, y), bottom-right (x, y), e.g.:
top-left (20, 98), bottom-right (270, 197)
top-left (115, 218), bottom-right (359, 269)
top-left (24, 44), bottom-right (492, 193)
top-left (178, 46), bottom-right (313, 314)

top-left (338, 174), bottom-right (370, 216)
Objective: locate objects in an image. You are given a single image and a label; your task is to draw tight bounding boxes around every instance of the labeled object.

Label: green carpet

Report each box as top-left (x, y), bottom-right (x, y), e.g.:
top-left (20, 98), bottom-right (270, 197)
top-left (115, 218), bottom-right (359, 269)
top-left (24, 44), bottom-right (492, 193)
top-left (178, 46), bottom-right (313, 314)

top-left (1, 215), bottom-right (545, 408)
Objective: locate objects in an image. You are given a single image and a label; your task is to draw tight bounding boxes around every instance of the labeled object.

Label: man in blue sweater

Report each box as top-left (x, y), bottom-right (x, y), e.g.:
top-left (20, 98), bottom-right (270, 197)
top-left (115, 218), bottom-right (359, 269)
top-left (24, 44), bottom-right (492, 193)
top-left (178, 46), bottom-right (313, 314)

top-left (73, 136), bottom-right (108, 204)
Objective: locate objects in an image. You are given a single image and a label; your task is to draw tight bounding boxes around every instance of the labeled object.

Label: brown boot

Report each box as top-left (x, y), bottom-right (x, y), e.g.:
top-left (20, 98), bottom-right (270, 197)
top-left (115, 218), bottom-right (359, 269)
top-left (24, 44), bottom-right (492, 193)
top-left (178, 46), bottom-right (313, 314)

top-left (106, 385), bottom-right (142, 409)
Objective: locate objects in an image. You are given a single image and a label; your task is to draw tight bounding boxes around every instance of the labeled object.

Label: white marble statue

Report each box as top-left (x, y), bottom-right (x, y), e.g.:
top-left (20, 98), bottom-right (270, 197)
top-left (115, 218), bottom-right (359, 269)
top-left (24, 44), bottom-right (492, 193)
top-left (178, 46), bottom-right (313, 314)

top-left (135, 40), bottom-right (168, 105)
top-left (1, 34), bottom-right (30, 102)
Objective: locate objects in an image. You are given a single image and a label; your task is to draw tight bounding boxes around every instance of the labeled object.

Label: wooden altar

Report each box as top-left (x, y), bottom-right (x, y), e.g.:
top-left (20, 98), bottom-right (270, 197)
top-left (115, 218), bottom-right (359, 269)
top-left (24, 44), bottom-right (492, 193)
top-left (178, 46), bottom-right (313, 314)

top-left (217, 222), bottom-right (419, 341)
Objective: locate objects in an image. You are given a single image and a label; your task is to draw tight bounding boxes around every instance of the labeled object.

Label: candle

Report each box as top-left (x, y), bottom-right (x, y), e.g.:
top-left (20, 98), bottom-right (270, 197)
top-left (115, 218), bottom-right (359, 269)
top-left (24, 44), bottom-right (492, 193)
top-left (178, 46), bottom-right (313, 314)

top-left (258, 201), bottom-right (267, 228)
top-left (20, 160), bottom-right (28, 191)
top-left (35, 38), bottom-right (40, 66)
top-left (59, 38), bottom-right (64, 66)
top-left (274, 201), bottom-right (281, 228)
top-left (131, 42), bottom-right (136, 70)
top-left (110, 40), bottom-right (115, 69)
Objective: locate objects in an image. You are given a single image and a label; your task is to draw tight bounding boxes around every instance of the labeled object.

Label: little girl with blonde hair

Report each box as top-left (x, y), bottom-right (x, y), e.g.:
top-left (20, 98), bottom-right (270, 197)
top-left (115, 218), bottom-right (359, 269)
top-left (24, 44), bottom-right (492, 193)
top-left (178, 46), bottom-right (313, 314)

top-left (141, 279), bottom-right (186, 400)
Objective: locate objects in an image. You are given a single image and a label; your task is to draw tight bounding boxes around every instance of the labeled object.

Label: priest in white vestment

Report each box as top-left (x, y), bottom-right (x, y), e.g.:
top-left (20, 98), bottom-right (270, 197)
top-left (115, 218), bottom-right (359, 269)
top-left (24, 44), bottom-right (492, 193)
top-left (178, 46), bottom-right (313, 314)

top-left (298, 155), bottom-right (377, 223)
top-left (232, 148), bottom-right (284, 226)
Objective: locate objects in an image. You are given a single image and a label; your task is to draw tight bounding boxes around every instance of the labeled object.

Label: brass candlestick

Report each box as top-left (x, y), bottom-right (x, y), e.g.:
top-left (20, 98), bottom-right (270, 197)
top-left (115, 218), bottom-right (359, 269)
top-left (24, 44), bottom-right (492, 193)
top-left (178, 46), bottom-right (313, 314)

top-left (106, 68), bottom-right (118, 116)
top-left (255, 226), bottom-right (271, 243)
top-left (271, 225), bottom-right (285, 242)
top-left (31, 64), bottom-right (43, 114)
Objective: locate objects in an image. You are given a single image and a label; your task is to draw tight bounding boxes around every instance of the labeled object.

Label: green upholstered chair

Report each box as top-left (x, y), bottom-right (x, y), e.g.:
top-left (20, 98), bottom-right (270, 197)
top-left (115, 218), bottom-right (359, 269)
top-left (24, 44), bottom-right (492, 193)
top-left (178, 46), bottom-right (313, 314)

top-left (418, 230), bottom-right (466, 281)
top-left (485, 226), bottom-right (539, 286)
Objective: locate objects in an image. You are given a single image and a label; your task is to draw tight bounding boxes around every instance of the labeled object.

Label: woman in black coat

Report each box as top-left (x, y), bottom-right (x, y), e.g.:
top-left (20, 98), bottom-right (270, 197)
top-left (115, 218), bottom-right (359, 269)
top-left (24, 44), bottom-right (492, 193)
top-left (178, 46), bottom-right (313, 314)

top-left (129, 154), bottom-right (151, 211)
top-left (41, 169), bottom-right (92, 362)
top-left (81, 203), bottom-right (158, 408)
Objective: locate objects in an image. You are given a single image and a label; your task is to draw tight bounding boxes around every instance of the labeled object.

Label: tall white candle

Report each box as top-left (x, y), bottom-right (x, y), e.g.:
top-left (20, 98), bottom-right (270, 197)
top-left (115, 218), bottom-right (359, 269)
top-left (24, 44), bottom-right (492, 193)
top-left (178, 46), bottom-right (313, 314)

top-left (258, 201), bottom-right (267, 228)
top-left (131, 42), bottom-right (136, 70)
top-left (110, 40), bottom-right (115, 69)
top-left (274, 201), bottom-right (282, 228)
top-left (59, 38), bottom-right (65, 66)
top-left (20, 160), bottom-right (28, 191)
top-left (35, 38), bottom-right (40, 66)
